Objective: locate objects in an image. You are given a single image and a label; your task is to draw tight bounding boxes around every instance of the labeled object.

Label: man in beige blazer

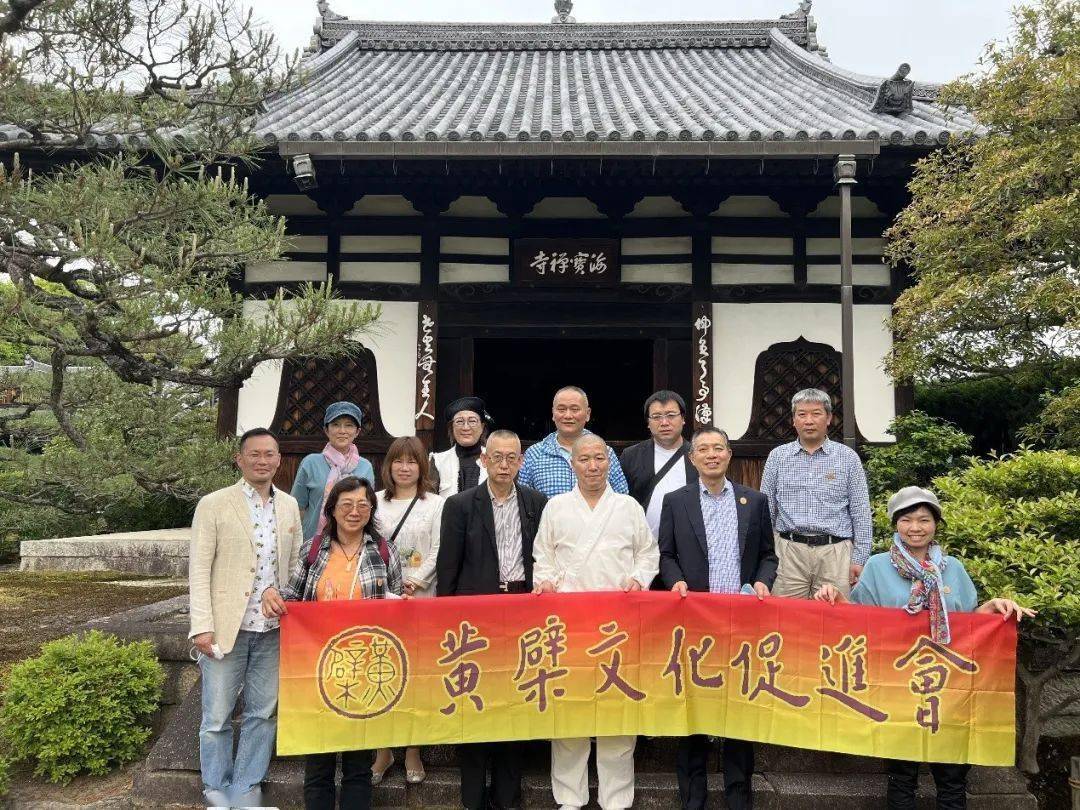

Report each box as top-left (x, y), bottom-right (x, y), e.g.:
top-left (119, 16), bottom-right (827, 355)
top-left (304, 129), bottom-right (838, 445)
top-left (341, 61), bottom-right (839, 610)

top-left (188, 427), bottom-right (304, 809)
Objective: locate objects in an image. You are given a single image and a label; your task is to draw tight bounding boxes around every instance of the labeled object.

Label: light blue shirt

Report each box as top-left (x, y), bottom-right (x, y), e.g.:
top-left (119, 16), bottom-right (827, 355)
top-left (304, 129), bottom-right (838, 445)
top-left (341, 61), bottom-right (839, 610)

top-left (290, 453), bottom-right (376, 541)
top-left (699, 479), bottom-right (741, 594)
top-left (849, 552), bottom-right (979, 613)
top-left (759, 437), bottom-right (873, 565)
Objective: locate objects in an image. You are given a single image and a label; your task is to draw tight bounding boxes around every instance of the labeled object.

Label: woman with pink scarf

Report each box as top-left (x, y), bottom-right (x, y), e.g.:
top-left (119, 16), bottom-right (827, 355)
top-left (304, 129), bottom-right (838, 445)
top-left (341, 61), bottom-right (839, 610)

top-left (291, 401), bottom-right (376, 545)
top-left (814, 486), bottom-right (1033, 809)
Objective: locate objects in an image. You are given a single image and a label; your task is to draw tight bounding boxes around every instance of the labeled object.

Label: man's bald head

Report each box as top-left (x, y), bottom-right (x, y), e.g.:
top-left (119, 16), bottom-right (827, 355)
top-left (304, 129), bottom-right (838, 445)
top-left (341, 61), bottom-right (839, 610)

top-left (572, 433), bottom-right (606, 455)
top-left (570, 432), bottom-right (609, 495)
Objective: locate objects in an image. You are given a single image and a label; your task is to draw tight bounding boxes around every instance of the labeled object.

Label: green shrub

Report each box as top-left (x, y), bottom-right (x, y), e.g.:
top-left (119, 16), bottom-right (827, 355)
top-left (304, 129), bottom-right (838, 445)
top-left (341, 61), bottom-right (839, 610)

top-left (864, 410), bottom-right (973, 499)
top-left (0, 753), bottom-right (9, 797)
top-left (0, 631), bottom-right (163, 783)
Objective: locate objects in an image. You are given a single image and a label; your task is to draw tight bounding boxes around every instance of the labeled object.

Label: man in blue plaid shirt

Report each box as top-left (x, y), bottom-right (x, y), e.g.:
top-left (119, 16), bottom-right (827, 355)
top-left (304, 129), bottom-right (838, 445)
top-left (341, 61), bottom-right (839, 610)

top-left (760, 388), bottom-right (872, 600)
top-left (518, 385), bottom-right (629, 498)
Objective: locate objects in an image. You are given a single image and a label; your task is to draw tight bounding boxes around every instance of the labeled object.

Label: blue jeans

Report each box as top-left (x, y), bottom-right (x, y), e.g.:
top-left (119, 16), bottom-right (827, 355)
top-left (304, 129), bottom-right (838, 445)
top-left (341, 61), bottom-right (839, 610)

top-left (199, 629), bottom-right (279, 800)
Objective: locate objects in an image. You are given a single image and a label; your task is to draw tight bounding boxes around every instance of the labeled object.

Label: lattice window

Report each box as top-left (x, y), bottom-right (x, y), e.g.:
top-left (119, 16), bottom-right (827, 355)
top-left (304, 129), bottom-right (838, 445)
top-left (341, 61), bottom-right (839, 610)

top-left (742, 337), bottom-right (859, 443)
top-left (269, 344), bottom-right (390, 439)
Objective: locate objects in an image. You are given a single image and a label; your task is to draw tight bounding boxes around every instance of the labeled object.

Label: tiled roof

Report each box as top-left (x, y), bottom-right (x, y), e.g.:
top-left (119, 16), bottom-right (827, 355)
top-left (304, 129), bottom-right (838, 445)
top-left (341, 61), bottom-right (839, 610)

top-left (253, 5), bottom-right (974, 148)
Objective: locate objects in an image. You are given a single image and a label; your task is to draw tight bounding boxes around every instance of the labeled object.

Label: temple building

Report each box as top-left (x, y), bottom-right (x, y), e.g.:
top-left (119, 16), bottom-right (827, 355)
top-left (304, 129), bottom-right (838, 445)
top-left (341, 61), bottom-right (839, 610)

top-left (225, 0), bottom-right (975, 487)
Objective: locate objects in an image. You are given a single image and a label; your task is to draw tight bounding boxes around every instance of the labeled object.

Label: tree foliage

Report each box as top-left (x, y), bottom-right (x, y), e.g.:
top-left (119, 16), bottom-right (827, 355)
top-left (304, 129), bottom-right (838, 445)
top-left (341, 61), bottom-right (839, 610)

top-left (864, 410), bottom-right (973, 499)
top-left (0, 0), bottom-right (378, 523)
top-left (885, 0), bottom-right (1079, 394)
top-left (926, 450), bottom-right (1080, 773)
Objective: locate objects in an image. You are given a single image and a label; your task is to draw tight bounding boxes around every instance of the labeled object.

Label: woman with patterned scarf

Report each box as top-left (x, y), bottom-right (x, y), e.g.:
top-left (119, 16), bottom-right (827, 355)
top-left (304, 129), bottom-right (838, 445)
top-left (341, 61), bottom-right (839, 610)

top-left (814, 486), bottom-right (1033, 809)
top-left (292, 401), bottom-right (376, 546)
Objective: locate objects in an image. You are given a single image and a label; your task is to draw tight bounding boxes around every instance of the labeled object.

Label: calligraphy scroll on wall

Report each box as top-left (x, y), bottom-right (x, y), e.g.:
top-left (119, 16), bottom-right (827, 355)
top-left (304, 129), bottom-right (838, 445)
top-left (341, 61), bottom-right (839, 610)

top-left (278, 591), bottom-right (1016, 765)
top-left (413, 301), bottom-right (437, 448)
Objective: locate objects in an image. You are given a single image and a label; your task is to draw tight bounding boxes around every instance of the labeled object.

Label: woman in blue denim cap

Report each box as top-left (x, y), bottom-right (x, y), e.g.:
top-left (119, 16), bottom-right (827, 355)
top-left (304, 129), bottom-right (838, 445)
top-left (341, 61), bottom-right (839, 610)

top-left (291, 401), bottom-right (376, 545)
top-left (815, 485), bottom-right (1033, 810)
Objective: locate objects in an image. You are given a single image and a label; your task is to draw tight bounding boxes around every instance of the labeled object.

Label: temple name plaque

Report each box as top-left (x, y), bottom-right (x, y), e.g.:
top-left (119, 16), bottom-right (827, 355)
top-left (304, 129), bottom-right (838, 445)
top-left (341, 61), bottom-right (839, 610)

top-left (514, 238), bottom-right (620, 285)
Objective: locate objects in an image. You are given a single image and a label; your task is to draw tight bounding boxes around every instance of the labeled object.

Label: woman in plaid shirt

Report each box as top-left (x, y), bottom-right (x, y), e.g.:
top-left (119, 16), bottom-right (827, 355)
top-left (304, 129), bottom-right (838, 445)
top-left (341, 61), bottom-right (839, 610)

top-left (263, 475), bottom-right (402, 810)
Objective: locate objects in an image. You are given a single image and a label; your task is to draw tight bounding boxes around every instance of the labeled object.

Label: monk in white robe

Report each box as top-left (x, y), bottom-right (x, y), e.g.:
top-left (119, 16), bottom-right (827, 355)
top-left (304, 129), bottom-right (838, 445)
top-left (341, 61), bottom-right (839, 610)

top-left (533, 434), bottom-right (660, 810)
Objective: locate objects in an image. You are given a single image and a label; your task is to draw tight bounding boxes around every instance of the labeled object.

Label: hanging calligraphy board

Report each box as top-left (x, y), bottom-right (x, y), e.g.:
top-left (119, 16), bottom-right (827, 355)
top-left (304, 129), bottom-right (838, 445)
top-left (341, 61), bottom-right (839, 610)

top-left (413, 301), bottom-right (437, 446)
top-left (278, 591), bottom-right (1017, 766)
top-left (514, 238), bottom-right (620, 285)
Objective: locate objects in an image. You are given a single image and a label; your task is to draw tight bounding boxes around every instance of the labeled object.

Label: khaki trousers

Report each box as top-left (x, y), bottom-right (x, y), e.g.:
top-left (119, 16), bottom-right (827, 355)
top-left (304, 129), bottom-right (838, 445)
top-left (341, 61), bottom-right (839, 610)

top-left (771, 534), bottom-right (852, 599)
top-left (551, 735), bottom-right (635, 809)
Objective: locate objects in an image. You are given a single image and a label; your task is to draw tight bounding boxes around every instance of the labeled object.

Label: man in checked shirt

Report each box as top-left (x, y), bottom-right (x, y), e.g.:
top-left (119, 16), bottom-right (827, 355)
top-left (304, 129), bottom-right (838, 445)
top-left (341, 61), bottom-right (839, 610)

top-left (759, 388), bottom-right (872, 599)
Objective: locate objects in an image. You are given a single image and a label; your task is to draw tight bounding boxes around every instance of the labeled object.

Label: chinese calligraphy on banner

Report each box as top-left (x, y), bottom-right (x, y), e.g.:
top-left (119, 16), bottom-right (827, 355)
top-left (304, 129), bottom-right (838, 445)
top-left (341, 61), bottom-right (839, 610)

top-left (278, 591), bottom-right (1016, 766)
top-left (514, 238), bottom-right (620, 284)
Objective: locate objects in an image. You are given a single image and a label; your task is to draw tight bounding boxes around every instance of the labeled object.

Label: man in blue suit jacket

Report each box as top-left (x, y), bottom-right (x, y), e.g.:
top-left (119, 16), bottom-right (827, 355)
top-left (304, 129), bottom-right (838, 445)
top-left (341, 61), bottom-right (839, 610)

top-left (658, 426), bottom-right (778, 810)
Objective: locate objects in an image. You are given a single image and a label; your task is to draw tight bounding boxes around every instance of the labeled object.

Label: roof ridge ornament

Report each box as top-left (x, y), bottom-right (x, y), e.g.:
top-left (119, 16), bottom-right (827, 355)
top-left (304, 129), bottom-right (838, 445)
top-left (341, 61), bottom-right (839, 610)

top-left (871, 63), bottom-right (914, 114)
top-left (780, 0), bottom-right (812, 18)
top-left (551, 0), bottom-right (576, 24)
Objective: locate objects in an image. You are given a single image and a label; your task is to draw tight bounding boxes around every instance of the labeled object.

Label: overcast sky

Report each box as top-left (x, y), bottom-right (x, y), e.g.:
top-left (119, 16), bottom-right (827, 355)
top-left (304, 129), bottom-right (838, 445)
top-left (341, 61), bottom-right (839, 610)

top-left (257, 0), bottom-right (1023, 84)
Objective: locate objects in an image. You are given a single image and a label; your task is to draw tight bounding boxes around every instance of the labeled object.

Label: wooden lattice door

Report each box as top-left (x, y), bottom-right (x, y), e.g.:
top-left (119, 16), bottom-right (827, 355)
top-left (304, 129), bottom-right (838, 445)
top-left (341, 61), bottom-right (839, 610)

top-left (739, 336), bottom-right (863, 444)
top-left (269, 344), bottom-right (393, 489)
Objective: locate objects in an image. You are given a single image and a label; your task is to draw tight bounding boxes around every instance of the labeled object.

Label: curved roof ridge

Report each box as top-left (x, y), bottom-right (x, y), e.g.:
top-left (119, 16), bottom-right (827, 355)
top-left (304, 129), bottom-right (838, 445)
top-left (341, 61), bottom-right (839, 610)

top-left (769, 27), bottom-right (943, 102)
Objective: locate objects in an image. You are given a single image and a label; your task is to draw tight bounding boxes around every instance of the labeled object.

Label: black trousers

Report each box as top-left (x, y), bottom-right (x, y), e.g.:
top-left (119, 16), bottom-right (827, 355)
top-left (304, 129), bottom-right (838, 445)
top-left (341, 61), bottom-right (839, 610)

top-left (886, 759), bottom-right (970, 809)
top-left (676, 735), bottom-right (755, 810)
top-left (457, 742), bottom-right (523, 810)
top-left (304, 750), bottom-right (373, 810)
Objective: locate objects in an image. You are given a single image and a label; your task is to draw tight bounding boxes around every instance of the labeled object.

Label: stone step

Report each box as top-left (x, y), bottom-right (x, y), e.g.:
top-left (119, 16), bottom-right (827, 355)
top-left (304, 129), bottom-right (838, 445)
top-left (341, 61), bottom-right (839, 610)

top-left (136, 681), bottom-right (1035, 809)
top-left (133, 763), bottom-right (1036, 809)
top-left (20, 528), bottom-right (191, 576)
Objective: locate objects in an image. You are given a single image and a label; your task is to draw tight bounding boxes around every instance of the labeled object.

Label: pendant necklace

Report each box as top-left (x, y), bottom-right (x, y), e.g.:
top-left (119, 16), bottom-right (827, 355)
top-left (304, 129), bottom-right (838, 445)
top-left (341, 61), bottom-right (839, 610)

top-left (336, 540), bottom-right (361, 571)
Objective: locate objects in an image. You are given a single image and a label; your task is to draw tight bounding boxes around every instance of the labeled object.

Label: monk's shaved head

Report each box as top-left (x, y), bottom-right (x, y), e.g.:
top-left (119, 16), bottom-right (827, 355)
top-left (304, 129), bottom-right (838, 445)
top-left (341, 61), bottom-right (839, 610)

top-left (572, 433), bottom-right (606, 455)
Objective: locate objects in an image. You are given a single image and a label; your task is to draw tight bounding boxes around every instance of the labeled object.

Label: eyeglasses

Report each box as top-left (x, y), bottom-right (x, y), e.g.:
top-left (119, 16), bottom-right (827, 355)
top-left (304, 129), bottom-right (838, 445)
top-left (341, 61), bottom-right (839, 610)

top-left (648, 412), bottom-right (682, 422)
top-left (452, 418), bottom-right (481, 427)
top-left (487, 453), bottom-right (521, 466)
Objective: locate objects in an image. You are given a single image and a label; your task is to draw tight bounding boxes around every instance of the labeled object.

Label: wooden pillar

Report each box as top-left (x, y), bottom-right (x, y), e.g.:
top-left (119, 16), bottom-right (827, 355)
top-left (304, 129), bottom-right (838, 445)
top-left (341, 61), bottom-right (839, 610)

top-left (414, 300), bottom-right (438, 450)
top-left (835, 155), bottom-right (858, 449)
top-left (691, 301), bottom-right (714, 430)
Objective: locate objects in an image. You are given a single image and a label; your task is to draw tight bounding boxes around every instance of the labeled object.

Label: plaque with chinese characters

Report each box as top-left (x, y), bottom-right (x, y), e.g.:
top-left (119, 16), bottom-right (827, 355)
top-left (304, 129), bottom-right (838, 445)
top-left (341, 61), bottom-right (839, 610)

top-left (514, 238), bottom-right (620, 285)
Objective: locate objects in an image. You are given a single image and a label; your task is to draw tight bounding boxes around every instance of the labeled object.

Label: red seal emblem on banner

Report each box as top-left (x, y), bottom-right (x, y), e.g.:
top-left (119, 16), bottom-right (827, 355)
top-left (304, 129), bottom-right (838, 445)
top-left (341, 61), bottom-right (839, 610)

top-left (316, 625), bottom-right (409, 719)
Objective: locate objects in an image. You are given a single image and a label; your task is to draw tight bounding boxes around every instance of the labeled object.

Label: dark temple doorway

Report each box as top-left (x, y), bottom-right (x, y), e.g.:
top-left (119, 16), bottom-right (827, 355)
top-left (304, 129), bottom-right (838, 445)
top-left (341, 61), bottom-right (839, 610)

top-left (473, 338), bottom-right (654, 449)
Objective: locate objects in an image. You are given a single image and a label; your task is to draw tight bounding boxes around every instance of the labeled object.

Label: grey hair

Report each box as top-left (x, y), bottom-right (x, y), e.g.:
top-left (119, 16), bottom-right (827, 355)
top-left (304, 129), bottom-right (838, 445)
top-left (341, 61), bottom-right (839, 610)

top-left (571, 433), bottom-right (606, 454)
top-left (553, 385), bottom-right (589, 407)
top-left (791, 388), bottom-right (833, 415)
top-left (690, 426), bottom-right (731, 450)
top-left (486, 429), bottom-right (521, 447)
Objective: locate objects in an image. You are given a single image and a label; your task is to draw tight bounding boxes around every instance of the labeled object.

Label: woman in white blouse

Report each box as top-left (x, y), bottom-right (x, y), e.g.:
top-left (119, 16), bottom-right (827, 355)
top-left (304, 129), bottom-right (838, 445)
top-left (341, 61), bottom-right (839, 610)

top-left (371, 436), bottom-right (444, 786)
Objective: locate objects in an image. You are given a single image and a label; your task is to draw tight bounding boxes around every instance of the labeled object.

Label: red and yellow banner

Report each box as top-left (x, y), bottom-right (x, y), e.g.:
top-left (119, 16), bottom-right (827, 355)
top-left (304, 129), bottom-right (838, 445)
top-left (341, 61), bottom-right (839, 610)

top-left (278, 592), bottom-right (1016, 765)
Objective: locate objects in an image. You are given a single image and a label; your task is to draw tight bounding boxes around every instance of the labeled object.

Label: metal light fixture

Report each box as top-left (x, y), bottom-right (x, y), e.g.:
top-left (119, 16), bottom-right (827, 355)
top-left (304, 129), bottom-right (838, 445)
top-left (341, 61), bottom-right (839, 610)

top-left (291, 153), bottom-right (317, 190)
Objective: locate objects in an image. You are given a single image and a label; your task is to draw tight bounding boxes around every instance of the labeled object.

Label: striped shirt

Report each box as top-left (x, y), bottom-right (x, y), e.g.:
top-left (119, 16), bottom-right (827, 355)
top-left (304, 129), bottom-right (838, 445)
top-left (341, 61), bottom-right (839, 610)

top-left (280, 532), bottom-right (402, 603)
top-left (759, 437), bottom-right (872, 566)
top-left (489, 484), bottom-right (525, 582)
top-left (240, 481), bottom-right (278, 632)
top-left (518, 431), bottom-right (629, 498)
top-left (699, 479), bottom-right (741, 594)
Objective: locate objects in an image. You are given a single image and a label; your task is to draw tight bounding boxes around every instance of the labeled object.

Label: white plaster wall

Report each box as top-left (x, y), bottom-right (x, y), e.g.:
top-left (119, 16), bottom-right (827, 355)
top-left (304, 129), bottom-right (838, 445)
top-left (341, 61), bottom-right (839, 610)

top-left (245, 261), bottom-right (327, 283)
top-left (621, 264), bottom-right (692, 284)
top-left (440, 236), bottom-right (509, 256)
top-left (807, 237), bottom-right (885, 255)
top-left (282, 235), bottom-right (328, 253)
top-left (444, 196), bottom-right (505, 218)
top-left (626, 196), bottom-right (690, 217)
top-left (712, 264), bottom-right (794, 284)
top-left (236, 299), bottom-right (419, 438)
top-left (710, 303), bottom-right (895, 442)
top-left (622, 236), bottom-right (691, 255)
top-left (807, 264), bottom-right (892, 286)
top-left (341, 235), bottom-right (420, 253)
top-left (346, 196), bottom-right (420, 217)
top-left (810, 196), bottom-right (883, 218)
top-left (526, 197), bottom-right (604, 218)
top-left (439, 263), bottom-right (510, 283)
top-left (339, 262), bottom-right (421, 284)
top-left (712, 196), bottom-right (789, 217)
top-left (264, 195), bottom-right (323, 216)
top-left (713, 236), bottom-right (792, 255)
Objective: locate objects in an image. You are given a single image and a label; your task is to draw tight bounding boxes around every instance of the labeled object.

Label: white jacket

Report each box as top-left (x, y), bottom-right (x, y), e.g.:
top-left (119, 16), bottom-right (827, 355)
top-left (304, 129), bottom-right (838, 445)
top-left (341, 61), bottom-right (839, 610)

top-left (430, 445), bottom-right (487, 497)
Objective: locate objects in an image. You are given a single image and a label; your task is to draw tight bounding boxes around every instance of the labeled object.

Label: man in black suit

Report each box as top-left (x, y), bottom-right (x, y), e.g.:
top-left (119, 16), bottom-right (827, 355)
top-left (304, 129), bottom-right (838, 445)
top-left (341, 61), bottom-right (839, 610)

top-left (658, 426), bottom-right (778, 810)
top-left (436, 429), bottom-right (547, 810)
top-left (619, 390), bottom-right (698, 539)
